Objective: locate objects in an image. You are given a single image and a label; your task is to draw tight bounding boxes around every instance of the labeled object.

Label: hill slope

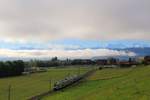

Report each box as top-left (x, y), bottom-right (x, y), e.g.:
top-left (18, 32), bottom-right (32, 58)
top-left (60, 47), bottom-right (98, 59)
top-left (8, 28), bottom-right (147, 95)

top-left (43, 65), bottom-right (150, 100)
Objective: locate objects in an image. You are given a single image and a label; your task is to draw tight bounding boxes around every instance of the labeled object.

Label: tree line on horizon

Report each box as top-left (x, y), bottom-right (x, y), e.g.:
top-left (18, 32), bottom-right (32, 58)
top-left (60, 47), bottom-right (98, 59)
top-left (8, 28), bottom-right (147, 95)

top-left (0, 56), bottom-right (150, 78)
top-left (0, 60), bottom-right (24, 77)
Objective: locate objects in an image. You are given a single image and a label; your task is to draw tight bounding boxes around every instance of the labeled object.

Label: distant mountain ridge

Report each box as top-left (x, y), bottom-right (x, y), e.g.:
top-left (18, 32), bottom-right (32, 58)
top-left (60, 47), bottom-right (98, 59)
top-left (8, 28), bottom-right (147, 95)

top-left (115, 47), bottom-right (150, 56)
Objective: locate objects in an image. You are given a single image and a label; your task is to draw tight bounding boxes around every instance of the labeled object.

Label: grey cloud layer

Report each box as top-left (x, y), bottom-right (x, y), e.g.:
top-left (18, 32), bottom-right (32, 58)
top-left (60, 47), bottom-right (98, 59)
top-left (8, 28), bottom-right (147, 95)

top-left (0, 0), bottom-right (150, 41)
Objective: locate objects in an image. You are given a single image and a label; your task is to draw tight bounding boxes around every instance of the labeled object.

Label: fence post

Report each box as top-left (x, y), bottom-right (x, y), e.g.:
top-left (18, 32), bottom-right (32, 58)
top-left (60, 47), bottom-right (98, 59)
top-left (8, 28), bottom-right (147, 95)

top-left (8, 85), bottom-right (11, 100)
top-left (49, 79), bottom-right (51, 91)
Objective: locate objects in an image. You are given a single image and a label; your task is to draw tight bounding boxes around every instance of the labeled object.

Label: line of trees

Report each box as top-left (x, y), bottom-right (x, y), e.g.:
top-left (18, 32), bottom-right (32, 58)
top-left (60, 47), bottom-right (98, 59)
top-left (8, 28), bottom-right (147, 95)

top-left (1, 56), bottom-right (150, 78)
top-left (0, 60), bottom-right (25, 77)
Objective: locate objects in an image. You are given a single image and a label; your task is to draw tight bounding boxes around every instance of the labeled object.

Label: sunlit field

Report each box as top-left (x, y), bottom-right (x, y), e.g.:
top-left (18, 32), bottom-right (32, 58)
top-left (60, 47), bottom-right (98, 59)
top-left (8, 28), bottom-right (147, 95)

top-left (43, 65), bottom-right (150, 100)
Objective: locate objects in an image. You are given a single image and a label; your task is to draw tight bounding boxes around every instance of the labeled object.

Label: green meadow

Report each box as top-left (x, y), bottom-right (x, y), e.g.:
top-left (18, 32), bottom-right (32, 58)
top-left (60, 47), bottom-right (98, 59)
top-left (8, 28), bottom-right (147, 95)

top-left (43, 65), bottom-right (150, 100)
top-left (0, 66), bottom-right (90, 100)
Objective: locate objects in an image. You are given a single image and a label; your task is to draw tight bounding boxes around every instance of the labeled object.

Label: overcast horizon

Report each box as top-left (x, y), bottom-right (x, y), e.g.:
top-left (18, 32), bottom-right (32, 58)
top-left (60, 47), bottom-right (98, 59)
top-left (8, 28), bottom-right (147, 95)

top-left (0, 0), bottom-right (150, 59)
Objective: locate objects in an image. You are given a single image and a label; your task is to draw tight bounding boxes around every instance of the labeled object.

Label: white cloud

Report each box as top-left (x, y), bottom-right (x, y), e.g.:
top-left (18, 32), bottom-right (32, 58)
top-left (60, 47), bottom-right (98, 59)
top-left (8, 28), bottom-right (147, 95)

top-left (0, 49), bottom-right (136, 59)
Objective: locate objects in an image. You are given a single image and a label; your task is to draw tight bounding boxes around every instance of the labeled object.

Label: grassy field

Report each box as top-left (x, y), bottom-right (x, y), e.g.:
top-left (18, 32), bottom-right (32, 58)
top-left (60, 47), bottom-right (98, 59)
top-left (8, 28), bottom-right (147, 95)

top-left (0, 66), bottom-right (90, 100)
top-left (43, 65), bottom-right (150, 100)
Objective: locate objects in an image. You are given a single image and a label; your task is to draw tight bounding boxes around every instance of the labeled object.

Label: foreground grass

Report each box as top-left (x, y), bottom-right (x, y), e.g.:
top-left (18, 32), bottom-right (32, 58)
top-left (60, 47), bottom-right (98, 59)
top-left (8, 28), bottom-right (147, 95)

top-left (43, 65), bottom-right (150, 100)
top-left (0, 66), bottom-right (90, 100)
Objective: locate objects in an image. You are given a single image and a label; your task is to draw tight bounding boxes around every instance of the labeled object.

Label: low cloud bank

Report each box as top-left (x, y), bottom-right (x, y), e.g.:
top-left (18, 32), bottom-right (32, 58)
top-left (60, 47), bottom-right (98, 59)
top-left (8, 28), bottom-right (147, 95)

top-left (0, 49), bottom-right (136, 59)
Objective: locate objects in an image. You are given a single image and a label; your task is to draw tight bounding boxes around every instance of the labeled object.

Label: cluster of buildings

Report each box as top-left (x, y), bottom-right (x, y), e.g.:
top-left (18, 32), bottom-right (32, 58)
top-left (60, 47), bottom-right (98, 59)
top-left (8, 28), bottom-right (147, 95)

top-left (71, 56), bottom-right (150, 67)
top-left (23, 56), bottom-right (150, 74)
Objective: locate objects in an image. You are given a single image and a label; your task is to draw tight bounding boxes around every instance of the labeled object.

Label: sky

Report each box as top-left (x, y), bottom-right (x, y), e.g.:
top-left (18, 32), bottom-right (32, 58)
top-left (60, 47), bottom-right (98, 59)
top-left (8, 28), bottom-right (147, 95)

top-left (0, 0), bottom-right (150, 59)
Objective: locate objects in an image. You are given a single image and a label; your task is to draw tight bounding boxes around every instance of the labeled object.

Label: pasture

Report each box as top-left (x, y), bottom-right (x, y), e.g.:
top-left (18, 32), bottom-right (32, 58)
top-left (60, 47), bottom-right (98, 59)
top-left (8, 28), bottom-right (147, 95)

top-left (0, 66), bottom-right (90, 100)
top-left (43, 65), bottom-right (150, 100)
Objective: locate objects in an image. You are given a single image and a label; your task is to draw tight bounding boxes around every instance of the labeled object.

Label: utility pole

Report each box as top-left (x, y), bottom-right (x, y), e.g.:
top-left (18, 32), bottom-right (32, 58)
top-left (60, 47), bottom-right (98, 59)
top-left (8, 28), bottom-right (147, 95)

top-left (49, 79), bottom-right (52, 91)
top-left (8, 85), bottom-right (11, 100)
